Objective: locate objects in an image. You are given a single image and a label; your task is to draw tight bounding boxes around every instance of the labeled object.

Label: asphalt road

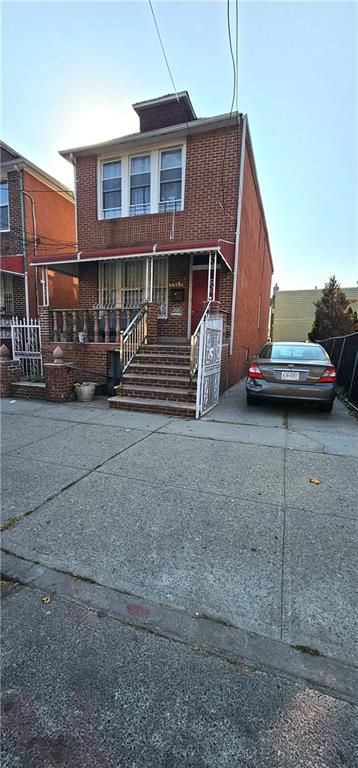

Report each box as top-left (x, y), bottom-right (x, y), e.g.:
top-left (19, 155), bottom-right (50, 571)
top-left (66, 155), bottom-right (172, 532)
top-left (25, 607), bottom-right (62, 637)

top-left (1, 384), bottom-right (357, 766)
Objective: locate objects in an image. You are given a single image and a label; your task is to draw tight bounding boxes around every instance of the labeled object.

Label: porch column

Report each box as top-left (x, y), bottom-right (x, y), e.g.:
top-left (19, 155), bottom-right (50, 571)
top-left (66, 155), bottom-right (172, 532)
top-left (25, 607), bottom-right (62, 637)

top-left (38, 305), bottom-right (53, 343)
top-left (207, 251), bottom-right (217, 301)
top-left (145, 256), bottom-right (154, 302)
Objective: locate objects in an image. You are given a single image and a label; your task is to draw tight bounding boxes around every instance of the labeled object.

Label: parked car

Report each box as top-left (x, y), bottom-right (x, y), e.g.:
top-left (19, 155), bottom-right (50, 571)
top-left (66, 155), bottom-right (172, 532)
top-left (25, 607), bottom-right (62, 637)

top-left (246, 342), bottom-right (336, 412)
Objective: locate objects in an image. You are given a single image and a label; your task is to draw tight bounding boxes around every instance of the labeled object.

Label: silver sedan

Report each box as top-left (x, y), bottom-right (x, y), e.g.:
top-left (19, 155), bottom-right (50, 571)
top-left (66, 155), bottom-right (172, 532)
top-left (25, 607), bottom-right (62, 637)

top-left (246, 342), bottom-right (336, 412)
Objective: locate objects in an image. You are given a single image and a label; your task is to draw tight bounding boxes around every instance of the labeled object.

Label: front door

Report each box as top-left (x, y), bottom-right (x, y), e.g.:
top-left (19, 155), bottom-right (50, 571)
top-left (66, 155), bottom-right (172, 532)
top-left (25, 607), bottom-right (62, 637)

top-left (191, 269), bottom-right (220, 333)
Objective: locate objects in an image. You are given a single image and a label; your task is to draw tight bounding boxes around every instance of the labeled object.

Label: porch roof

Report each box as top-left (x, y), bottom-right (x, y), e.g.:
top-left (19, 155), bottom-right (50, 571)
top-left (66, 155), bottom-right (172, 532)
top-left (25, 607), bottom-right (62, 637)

top-left (0, 255), bottom-right (25, 276)
top-left (32, 239), bottom-right (234, 272)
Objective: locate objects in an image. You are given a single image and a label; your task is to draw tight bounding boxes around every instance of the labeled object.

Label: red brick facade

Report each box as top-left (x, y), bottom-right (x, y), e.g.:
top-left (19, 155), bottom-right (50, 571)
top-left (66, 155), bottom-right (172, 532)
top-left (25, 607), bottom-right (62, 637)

top-left (0, 162), bottom-right (77, 322)
top-left (75, 126), bottom-right (241, 252)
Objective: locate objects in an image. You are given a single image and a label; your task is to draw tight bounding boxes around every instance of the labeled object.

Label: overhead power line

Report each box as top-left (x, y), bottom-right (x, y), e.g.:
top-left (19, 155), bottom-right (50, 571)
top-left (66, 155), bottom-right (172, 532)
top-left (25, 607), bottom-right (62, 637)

top-left (147, 0), bottom-right (192, 137)
top-left (220, 0), bottom-right (239, 217)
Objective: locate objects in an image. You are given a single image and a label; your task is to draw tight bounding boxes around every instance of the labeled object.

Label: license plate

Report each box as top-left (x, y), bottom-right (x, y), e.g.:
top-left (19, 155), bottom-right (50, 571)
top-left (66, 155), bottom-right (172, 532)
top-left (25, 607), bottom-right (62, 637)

top-left (281, 371), bottom-right (299, 381)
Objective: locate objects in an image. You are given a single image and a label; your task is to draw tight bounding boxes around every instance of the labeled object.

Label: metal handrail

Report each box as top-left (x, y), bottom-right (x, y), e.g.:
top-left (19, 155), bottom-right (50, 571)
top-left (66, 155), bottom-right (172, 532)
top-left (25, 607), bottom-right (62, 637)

top-left (120, 303), bottom-right (148, 372)
top-left (190, 300), bottom-right (212, 379)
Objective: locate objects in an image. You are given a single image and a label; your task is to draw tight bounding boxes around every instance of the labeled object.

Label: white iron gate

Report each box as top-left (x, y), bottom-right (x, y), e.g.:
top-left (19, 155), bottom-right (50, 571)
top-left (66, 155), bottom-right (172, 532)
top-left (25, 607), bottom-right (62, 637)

top-left (196, 313), bottom-right (223, 418)
top-left (11, 317), bottom-right (43, 379)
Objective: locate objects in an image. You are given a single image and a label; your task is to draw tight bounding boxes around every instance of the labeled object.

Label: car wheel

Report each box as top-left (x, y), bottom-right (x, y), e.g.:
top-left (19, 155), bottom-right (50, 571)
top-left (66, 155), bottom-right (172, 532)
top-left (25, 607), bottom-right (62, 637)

top-left (319, 402), bottom-right (333, 413)
top-left (247, 395), bottom-right (259, 406)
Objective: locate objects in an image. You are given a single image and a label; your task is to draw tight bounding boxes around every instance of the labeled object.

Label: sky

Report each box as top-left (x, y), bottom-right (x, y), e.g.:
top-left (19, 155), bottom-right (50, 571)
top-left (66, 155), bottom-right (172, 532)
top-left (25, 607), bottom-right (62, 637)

top-left (1, 0), bottom-right (357, 290)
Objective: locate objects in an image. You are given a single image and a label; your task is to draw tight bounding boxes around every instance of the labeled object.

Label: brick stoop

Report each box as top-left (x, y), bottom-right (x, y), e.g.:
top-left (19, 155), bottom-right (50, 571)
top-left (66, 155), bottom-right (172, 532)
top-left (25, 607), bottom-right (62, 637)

top-left (10, 380), bottom-right (47, 400)
top-left (108, 344), bottom-right (197, 417)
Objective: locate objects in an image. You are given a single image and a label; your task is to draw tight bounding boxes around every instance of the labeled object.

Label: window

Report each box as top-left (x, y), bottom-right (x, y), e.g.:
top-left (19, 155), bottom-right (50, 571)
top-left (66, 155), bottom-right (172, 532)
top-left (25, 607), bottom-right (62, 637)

top-left (0, 180), bottom-right (9, 230)
top-left (259, 344), bottom-right (328, 361)
top-left (153, 257), bottom-right (168, 318)
top-left (98, 261), bottom-right (117, 306)
top-left (121, 259), bottom-right (145, 305)
top-left (159, 149), bottom-right (182, 212)
top-left (130, 155), bottom-right (150, 216)
top-left (0, 272), bottom-right (14, 314)
top-left (102, 161), bottom-right (121, 219)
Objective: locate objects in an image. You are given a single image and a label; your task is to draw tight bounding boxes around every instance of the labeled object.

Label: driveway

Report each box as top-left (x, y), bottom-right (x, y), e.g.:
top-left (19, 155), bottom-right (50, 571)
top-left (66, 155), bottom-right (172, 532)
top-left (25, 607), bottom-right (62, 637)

top-left (1, 384), bottom-right (357, 767)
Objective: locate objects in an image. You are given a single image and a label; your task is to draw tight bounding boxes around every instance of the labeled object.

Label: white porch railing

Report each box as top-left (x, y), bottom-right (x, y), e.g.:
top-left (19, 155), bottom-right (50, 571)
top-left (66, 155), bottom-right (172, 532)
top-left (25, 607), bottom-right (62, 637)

top-left (120, 303), bottom-right (148, 372)
top-left (190, 300), bottom-right (212, 379)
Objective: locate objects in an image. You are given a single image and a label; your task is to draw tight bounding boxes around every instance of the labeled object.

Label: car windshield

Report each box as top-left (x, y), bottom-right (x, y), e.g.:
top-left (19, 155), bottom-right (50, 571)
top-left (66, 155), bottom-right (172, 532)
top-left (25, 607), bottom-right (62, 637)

top-left (259, 344), bottom-right (328, 361)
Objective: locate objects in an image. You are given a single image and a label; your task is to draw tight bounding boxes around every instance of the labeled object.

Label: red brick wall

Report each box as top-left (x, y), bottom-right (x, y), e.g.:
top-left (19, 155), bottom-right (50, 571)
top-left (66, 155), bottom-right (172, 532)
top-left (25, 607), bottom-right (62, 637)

top-left (229, 145), bottom-right (273, 385)
top-left (0, 171), bottom-right (23, 257)
top-left (75, 125), bottom-right (241, 252)
top-left (24, 171), bottom-right (77, 316)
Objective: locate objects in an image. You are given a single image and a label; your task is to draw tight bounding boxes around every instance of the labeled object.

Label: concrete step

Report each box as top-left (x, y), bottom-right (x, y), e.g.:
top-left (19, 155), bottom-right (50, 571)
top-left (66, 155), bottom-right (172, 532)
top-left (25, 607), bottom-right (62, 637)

top-left (108, 395), bottom-right (195, 418)
top-left (130, 363), bottom-right (191, 375)
top-left (10, 381), bottom-right (47, 401)
top-left (142, 345), bottom-right (190, 354)
top-left (122, 373), bottom-right (191, 387)
top-left (116, 384), bottom-right (196, 403)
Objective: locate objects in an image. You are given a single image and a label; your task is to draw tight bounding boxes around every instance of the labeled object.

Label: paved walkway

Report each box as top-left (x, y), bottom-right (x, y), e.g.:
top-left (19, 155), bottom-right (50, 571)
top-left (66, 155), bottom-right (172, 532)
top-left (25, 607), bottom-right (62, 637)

top-left (1, 385), bottom-right (357, 766)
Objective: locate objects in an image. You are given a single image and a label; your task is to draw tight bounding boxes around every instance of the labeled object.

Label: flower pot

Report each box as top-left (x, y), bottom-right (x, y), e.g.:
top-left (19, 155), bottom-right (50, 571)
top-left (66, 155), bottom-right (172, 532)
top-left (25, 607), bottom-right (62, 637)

top-left (74, 382), bottom-right (96, 402)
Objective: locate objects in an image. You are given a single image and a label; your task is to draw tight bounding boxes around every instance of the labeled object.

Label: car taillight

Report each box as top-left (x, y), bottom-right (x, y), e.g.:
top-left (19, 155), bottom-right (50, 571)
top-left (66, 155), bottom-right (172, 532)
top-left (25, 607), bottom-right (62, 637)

top-left (318, 365), bottom-right (336, 383)
top-left (248, 363), bottom-right (264, 379)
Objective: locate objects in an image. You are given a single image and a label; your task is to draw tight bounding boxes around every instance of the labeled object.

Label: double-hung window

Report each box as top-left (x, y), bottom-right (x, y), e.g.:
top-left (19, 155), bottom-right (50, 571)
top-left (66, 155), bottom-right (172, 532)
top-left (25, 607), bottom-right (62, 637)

top-left (0, 272), bottom-right (14, 314)
top-left (130, 155), bottom-right (150, 216)
top-left (0, 180), bottom-right (9, 230)
top-left (159, 149), bottom-right (182, 212)
top-left (102, 161), bottom-right (121, 219)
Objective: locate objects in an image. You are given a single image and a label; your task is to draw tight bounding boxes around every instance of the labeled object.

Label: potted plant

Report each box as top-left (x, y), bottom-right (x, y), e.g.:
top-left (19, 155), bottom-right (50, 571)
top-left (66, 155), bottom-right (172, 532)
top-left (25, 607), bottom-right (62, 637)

top-left (74, 381), bottom-right (96, 402)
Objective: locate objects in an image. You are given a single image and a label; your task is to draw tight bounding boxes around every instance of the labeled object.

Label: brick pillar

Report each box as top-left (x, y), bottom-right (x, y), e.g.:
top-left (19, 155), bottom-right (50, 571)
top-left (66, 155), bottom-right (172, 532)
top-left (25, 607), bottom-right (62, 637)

top-left (44, 346), bottom-right (75, 402)
top-left (210, 301), bottom-right (222, 315)
top-left (146, 302), bottom-right (158, 344)
top-left (38, 305), bottom-right (53, 344)
top-left (0, 345), bottom-right (21, 396)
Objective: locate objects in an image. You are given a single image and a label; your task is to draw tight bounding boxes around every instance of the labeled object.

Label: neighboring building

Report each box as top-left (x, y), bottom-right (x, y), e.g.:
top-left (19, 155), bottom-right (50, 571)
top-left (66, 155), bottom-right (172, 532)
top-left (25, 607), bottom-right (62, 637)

top-left (271, 286), bottom-right (358, 342)
top-left (0, 141), bottom-right (78, 347)
top-left (34, 91), bottom-right (273, 415)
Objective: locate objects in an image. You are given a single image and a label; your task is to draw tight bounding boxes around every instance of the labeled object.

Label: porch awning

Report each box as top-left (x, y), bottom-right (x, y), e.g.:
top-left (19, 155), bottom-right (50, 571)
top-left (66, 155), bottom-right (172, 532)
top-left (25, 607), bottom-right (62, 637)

top-left (0, 255), bottom-right (25, 276)
top-left (31, 239), bottom-right (234, 272)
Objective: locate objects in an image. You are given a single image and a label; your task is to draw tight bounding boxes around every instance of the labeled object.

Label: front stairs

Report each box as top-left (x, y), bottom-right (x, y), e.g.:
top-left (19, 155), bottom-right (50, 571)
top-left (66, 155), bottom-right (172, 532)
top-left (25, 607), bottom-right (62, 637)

top-left (108, 344), bottom-right (196, 417)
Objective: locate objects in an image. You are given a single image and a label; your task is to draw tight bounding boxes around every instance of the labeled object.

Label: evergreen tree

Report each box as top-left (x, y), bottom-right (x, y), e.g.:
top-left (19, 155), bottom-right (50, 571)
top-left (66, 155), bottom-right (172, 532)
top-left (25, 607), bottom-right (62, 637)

top-left (309, 276), bottom-right (358, 341)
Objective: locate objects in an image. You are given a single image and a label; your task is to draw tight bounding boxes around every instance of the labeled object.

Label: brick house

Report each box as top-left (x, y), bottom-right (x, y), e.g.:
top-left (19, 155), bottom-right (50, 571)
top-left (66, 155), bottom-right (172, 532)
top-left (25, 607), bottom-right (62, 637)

top-left (0, 141), bottom-right (78, 350)
top-left (35, 92), bottom-right (273, 416)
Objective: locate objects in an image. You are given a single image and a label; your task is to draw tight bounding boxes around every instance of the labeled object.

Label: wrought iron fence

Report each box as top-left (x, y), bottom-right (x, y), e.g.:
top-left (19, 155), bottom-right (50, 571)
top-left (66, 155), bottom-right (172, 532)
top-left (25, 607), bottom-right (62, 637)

top-left (319, 332), bottom-right (358, 407)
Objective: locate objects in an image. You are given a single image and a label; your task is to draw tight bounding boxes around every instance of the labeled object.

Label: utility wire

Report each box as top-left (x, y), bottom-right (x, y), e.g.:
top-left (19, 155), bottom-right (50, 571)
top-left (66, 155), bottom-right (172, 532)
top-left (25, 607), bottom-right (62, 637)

top-left (220, 0), bottom-right (239, 217)
top-left (147, 0), bottom-right (192, 137)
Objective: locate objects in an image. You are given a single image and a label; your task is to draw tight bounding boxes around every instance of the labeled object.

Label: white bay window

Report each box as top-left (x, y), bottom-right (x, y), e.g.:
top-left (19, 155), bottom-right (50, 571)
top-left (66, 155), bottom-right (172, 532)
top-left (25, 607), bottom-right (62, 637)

top-left (99, 144), bottom-right (184, 219)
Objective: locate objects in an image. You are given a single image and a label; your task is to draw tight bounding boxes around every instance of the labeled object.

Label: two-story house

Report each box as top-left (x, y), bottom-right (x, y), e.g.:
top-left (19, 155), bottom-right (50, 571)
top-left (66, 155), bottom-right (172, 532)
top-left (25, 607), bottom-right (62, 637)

top-left (34, 92), bottom-right (273, 416)
top-left (0, 141), bottom-right (78, 351)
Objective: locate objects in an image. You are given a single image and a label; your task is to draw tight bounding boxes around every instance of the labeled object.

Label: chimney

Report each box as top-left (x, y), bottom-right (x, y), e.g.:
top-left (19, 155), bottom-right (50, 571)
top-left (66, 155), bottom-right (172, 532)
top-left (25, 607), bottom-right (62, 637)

top-left (133, 91), bottom-right (197, 133)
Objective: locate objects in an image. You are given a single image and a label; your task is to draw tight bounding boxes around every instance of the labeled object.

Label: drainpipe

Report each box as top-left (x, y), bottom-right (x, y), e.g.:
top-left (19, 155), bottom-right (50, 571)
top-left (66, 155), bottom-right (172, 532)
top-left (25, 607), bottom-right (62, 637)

top-left (229, 114), bottom-right (247, 355)
top-left (17, 168), bottom-right (30, 322)
top-left (69, 153), bottom-right (78, 249)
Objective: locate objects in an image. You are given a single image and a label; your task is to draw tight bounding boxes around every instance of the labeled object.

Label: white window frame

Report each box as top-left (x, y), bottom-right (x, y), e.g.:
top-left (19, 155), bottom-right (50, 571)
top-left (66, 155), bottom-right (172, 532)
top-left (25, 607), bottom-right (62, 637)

top-left (97, 141), bottom-right (186, 220)
top-left (129, 153), bottom-right (151, 216)
top-left (158, 147), bottom-right (184, 213)
top-left (0, 179), bottom-right (10, 232)
top-left (97, 256), bottom-right (168, 318)
top-left (0, 272), bottom-right (14, 314)
top-left (101, 159), bottom-right (122, 219)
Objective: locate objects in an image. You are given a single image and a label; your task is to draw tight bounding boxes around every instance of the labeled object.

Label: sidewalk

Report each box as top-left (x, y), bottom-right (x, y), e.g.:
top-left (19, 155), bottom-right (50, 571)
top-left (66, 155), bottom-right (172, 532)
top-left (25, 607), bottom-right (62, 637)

top-left (1, 384), bottom-right (357, 766)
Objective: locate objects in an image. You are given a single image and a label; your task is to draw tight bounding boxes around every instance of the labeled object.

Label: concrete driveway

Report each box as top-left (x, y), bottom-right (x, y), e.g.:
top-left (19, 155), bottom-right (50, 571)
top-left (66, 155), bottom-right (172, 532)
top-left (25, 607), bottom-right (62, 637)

top-left (1, 384), bottom-right (357, 767)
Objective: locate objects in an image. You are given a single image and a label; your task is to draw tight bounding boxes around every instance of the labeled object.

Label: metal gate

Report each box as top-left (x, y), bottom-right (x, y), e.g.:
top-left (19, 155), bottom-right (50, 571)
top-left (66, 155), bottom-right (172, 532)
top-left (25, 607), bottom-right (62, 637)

top-left (11, 317), bottom-right (43, 380)
top-left (195, 313), bottom-right (223, 418)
